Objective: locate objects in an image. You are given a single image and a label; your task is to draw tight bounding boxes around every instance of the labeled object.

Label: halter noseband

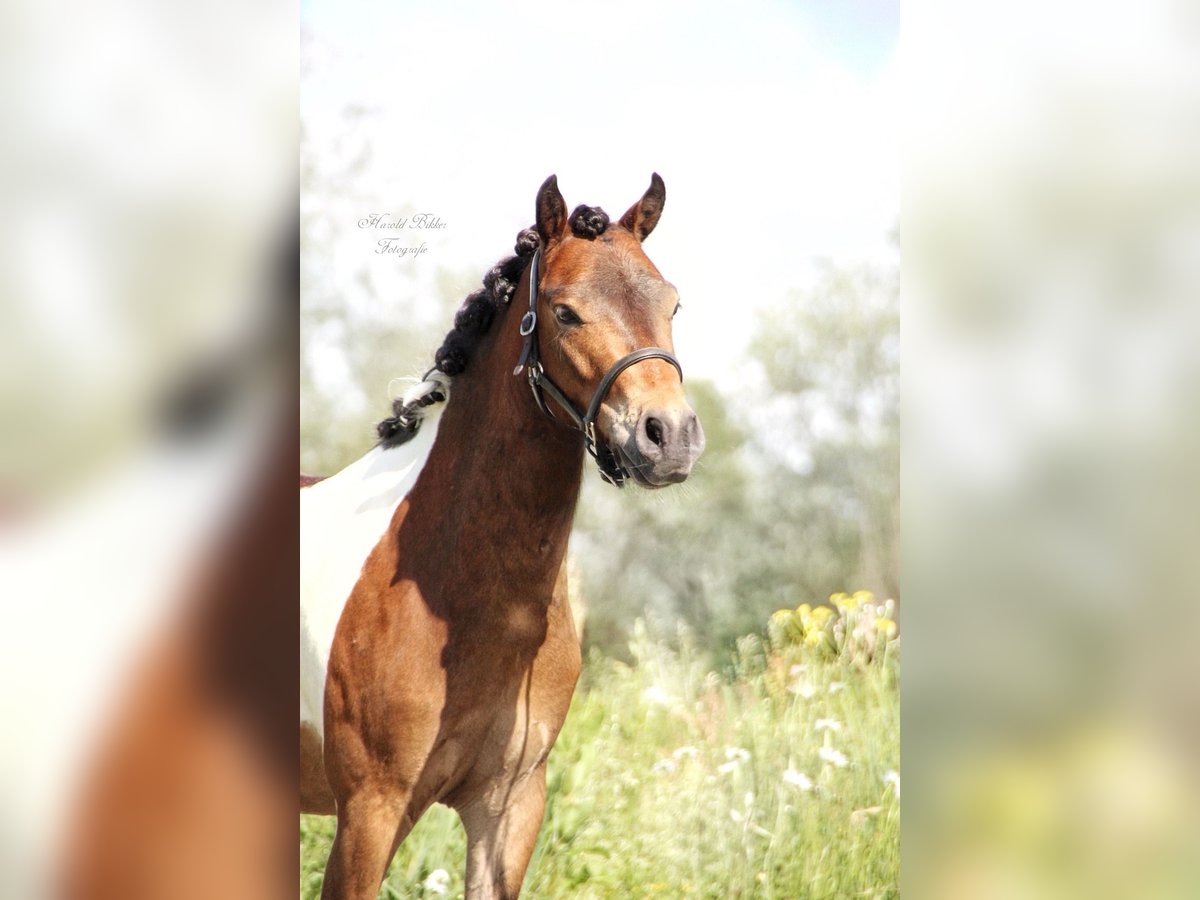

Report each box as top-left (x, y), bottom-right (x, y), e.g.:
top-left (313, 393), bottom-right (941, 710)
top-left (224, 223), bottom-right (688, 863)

top-left (512, 248), bottom-right (682, 488)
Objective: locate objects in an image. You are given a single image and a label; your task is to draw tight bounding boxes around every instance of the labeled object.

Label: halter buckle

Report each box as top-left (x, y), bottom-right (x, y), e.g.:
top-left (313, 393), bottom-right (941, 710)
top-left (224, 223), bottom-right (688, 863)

top-left (519, 310), bottom-right (536, 336)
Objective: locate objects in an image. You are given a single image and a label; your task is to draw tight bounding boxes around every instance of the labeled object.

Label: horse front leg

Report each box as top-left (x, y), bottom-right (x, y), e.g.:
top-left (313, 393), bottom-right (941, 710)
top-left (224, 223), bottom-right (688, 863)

top-left (458, 762), bottom-right (548, 900)
top-left (320, 786), bottom-right (415, 900)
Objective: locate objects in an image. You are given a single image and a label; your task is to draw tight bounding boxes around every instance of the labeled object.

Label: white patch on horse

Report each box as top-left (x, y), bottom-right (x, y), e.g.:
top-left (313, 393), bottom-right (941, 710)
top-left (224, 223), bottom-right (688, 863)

top-left (300, 400), bottom-right (445, 740)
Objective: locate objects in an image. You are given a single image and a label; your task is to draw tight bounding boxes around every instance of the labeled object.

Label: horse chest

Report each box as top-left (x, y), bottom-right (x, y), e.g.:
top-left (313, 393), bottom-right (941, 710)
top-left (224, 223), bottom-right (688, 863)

top-left (299, 407), bottom-right (444, 741)
top-left (432, 620), bottom-right (578, 809)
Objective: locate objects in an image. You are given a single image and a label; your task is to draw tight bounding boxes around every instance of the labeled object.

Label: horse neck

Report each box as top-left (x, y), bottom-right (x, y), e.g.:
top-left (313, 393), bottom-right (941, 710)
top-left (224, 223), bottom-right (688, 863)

top-left (415, 264), bottom-right (585, 595)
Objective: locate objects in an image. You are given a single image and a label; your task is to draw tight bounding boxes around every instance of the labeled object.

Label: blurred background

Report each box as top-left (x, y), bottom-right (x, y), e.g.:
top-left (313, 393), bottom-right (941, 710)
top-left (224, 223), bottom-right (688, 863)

top-left (904, 0), bottom-right (1200, 896)
top-left (1, 0), bottom-right (297, 896)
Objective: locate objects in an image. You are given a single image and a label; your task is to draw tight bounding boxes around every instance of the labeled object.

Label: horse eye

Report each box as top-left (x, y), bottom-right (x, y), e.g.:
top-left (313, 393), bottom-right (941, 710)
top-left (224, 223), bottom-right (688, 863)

top-left (553, 305), bottom-right (582, 326)
top-left (672, 302), bottom-right (682, 317)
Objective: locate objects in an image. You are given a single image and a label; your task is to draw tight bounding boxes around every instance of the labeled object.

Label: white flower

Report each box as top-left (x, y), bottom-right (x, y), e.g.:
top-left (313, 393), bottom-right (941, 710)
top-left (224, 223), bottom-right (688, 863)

top-left (730, 808), bottom-right (744, 823)
top-left (724, 746), bottom-right (751, 763)
top-left (744, 791), bottom-right (755, 808)
top-left (819, 746), bottom-right (848, 768)
top-left (828, 682), bottom-right (847, 694)
top-left (783, 768), bottom-right (813, 791)
top-left (884, 770), bottom-right (900, 799)
top-left (652, 758), bottom-right (677, 774)
top-left (642, 685), bottom-right (672, 707)
top-left (814, 718), bottom-right (842, 732)
top-left (672, 745), bottom-right (699, 760)
top-left (717, 760), bottom-right (740, 775)
top-left (422, 868), bottom-right (450, 895)
top-left (789, 681), bottom-right (817, 699)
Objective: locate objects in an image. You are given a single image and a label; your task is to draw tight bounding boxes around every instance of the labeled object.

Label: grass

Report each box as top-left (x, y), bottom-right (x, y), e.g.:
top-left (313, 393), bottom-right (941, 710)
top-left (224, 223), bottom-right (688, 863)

top-left (300, 596), bottom-right (899, 898)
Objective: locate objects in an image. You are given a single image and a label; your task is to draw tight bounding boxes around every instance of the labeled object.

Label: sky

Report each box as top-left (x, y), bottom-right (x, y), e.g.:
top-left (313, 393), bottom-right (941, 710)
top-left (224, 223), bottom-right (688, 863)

top-left (301, 0), bottom-right (898, 383)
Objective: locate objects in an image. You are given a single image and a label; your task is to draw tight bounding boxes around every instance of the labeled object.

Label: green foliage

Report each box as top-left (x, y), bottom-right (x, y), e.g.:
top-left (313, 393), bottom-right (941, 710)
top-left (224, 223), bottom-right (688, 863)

top-left (574, 378), bottom-right (756, 655)
top-left (299, 601), bottom-right (899, 899)
top-left (744, 261), bottom-right (900, 611)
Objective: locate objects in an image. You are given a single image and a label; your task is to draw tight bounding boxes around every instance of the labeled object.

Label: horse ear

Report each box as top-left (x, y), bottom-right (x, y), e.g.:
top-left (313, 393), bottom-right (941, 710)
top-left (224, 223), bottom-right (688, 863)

top-left (619, 173), bottom-right (666, 241)
top-left (536, 175), bottom-right (568, 245)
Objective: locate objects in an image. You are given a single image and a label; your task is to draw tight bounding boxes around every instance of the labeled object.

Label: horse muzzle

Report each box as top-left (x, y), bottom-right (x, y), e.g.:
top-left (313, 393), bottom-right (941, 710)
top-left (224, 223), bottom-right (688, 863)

top-left (616, 405), bottom-right (705, 487)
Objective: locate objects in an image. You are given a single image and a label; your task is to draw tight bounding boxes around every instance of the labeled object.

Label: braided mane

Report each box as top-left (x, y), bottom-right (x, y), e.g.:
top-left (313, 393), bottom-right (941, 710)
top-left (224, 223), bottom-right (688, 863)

top-left (376, 205), bottom-right (610, 448)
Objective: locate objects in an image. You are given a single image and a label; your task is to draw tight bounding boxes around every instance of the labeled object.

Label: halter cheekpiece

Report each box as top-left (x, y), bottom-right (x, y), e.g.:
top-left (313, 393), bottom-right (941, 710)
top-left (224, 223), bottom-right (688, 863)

top-left (512, 248), bottom-right (683, 488)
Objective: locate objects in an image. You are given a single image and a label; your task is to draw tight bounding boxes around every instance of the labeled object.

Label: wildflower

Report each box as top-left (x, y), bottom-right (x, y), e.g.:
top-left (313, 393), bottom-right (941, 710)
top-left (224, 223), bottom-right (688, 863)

top-left (884, 770), bottom-right (900, 799)
top-left (819, 746), bottom-right (849, 768)
top-left (852, 590), bottom-right (875, 606)
top-left (744, 791), bottom-right (755, 808)
top-left (875, 617), bottom-right (898, 638)
top-left (814, 718), bottom-right (842, 732)
top-left (828, 681), bottom-right (847, 694)
top-left (725, 746), bottom-right (751, 763)
top-left (789, 681), bottom-right (817, 699)
top-left (783, 768), bottom-right (813, 790)
top-left (717, 761), bottom-right (740, 775)
top-left (672, 745), bottom-right (699, 760)
top-left (768, 609), bottom-right (799, 644)
top-left (422, 869), bottom-right (450, 895)
top-left (652, 758), bottom-right (677, 774)
top-left (730, 808), bottom-right (743, 823)
top-left (642, 685), bottom-right (672, 707)
top-left (831, 592), bottom-right (857, 611)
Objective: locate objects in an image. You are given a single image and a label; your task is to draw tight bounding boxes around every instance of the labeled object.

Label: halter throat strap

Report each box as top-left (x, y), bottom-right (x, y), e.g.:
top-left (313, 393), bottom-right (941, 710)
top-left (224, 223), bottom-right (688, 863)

top-left (513, 248), bottom-right (683, 488)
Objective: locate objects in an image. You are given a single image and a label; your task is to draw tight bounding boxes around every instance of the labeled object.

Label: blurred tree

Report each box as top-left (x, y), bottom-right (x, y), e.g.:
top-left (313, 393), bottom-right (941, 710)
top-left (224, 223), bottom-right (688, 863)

top-left (573, 378), bottom-right (755, 655)
top-left (746, 260), bottom-right (900, 607)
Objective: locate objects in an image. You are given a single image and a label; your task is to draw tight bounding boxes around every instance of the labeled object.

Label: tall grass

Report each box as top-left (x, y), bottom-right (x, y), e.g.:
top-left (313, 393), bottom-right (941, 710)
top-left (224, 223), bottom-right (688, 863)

top-left (301, 596), bottom-right (899, 898)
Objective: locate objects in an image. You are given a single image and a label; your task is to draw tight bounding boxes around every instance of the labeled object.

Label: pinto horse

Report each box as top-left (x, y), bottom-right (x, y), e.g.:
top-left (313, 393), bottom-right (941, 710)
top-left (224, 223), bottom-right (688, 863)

top-left (300, 174), bottom-right (704, 899)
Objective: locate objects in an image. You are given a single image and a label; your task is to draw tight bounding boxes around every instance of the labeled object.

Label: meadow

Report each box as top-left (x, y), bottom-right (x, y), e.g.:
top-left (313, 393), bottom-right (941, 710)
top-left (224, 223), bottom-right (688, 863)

top-left (300, 593), bottom-right (899, 899)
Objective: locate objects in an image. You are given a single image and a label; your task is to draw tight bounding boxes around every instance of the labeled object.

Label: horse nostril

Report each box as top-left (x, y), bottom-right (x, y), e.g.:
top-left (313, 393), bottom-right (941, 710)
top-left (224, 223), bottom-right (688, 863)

top-left (644, 416), bottom-right (664, 447)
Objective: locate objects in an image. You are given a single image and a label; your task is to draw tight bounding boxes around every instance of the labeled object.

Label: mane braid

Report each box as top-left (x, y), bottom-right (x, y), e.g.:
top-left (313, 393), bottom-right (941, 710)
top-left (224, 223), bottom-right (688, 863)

top-left (375, 227), bottom-right (538, 448)
top-left (375, 207), bottom-right (610, 449)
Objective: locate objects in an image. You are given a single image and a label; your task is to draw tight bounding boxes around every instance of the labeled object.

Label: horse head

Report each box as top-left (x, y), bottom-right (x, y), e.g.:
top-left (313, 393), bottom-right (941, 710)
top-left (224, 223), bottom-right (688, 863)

top-left (524, 174), bottom-right (705, 488)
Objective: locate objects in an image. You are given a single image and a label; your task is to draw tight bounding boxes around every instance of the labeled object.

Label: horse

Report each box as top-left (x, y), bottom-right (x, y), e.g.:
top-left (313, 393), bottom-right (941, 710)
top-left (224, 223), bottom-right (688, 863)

top-left (300, 174), bottom-right (705, 899)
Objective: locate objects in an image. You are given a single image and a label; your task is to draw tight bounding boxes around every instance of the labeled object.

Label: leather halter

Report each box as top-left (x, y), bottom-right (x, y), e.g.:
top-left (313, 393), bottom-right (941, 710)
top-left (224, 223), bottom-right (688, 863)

top-left (512, 248), bottom-right (683, 488)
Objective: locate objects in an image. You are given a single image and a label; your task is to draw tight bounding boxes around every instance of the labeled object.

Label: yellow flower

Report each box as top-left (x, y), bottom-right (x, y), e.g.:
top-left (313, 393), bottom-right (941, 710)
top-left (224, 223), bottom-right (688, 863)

top-left (811, 606), bottom-right (834, 625)
top-left (769, 609), bottom-right (802, 644)
top-left (875, 617), bottom-right (898, 638)
top-left (832, 592), bottom-right (860, 612)
top-left (853, 590), bottom-right (875, 606)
